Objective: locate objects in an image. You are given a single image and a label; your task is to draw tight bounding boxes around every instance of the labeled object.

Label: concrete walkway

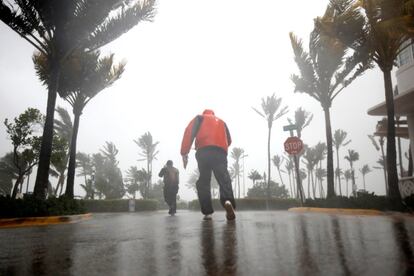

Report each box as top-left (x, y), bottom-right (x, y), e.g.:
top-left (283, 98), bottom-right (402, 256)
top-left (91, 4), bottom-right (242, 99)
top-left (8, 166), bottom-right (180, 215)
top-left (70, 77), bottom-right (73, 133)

top-left (0, 210), bottom-right (413, 275)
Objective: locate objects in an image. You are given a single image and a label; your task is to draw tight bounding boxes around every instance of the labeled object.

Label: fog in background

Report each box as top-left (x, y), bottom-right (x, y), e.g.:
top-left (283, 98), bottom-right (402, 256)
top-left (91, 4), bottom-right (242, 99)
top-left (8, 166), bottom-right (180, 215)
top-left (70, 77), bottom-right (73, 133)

top-left (0, 0), bottom-right (409, 201)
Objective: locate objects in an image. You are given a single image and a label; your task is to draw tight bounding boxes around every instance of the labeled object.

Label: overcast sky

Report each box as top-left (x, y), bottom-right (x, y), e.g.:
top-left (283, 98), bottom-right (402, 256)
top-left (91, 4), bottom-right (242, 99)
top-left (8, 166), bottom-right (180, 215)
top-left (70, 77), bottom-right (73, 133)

top-left (0, 0), bottom-right (410, 200)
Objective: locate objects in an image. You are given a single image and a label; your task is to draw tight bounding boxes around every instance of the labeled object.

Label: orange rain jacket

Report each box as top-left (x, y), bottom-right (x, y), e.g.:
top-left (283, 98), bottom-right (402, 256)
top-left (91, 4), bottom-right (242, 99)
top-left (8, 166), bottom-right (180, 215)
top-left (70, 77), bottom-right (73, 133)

top-left (180, 109), bottom-right (232, 155)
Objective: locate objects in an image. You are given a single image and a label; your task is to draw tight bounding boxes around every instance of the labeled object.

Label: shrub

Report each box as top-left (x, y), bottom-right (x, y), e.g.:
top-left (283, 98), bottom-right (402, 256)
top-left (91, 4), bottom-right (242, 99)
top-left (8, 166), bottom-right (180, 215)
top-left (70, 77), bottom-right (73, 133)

top-left (188, 198), bottom-right (300, 211)
top-left (82, 199), bottom-right (158, 212)
top-left (304, 195), bottom-right (398, 211)
top-left (0, 195), bottom-right (86, 218)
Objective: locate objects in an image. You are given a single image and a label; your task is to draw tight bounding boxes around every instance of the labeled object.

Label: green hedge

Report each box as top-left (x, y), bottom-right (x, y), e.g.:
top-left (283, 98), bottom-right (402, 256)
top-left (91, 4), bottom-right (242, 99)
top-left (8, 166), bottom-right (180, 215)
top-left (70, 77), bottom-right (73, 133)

top-left (304, 195), bottom-right (402, 211)
top-left (0, 196), bottom-right (86, 218)
top-left (82, 199), bottom-right (158, 212)
top-left (188, 198), bottom-right (300, 211)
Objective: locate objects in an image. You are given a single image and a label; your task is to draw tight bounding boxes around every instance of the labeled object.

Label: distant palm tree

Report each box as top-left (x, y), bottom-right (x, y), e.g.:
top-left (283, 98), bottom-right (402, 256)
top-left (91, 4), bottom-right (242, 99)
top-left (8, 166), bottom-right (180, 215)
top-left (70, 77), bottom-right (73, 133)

top-left (0, 0), bottom-right (156, 198)
top-left (319, 0), bottom-right (413, 203)
top-left (230, 147), bottom-right (244, 198)
top-left (344, 169), bottom-right (352, 197)
top-left (368, 134), bottom-right (388, 195)
top-left (52, 107), bottom-right (72, 196)
top-left (284, 157), bottom-right (295, 198)
top-left (134, 132), bottom-right (159, 198)
top-left (290, 5), bottom-right (371, 198)
top-left (359, 164), bottom-right (372, 190)
top-left (314, 143), bottom-right (327, 198)
top-left (187, 169), bottom-right (219, 198)
top-left (302, 147), bottom-right (317, 198)
top-left (333, 129), bottom-right (351, 196)
top-left (315, 168), bottom-right (327, 197)
top-left (272, 155), bottom-right (285, 192)
top-left (345, 149), bottom-right (359, 195)
top-left (248, 170), bottom-right (262, 186)
top-left (76, 152), bottom-right (93, 197)
top-left (253, 94), bottom-right (288, 200)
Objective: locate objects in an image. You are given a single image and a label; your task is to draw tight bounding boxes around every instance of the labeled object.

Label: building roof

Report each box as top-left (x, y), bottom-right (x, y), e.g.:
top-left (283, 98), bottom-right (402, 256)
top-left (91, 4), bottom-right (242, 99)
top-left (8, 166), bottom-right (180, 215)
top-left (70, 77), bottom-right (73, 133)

top-left (367, 88), bottom-right (414, 116)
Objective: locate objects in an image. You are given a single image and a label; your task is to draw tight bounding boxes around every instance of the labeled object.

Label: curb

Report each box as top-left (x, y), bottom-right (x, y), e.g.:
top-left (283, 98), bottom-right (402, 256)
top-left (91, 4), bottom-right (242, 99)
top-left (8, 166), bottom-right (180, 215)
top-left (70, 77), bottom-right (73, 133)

top-left (0, 213), bottom-right (92, 229)
top-left (288, 207), bottom-right (384, 216)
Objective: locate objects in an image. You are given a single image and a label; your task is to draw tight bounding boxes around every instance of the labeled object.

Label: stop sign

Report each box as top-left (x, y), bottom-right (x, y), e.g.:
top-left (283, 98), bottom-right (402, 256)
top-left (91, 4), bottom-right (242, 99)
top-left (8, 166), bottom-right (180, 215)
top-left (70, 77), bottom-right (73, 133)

top-left (284, 136), bottom-right (303, 155)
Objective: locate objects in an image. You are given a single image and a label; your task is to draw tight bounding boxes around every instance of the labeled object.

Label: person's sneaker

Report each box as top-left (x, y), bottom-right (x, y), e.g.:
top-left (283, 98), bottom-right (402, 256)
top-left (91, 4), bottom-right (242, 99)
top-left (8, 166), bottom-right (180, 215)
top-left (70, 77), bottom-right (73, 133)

top-left (203, 214), bottom-right (212, 220)
top-left (224, 200), bottom-right (236, 220)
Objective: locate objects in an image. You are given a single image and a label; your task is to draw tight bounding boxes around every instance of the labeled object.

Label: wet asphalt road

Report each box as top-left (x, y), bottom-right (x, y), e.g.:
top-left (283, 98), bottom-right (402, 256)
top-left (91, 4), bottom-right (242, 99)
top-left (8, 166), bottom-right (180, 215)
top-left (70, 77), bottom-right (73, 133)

top-left (0, 210), bottom-right (414, 276)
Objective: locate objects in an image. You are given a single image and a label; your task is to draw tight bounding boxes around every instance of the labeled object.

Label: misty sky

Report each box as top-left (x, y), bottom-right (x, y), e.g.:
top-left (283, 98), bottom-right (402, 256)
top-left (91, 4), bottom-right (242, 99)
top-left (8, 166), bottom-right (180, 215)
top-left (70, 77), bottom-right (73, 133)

top-left (0, 0), bottom-right (410, 201)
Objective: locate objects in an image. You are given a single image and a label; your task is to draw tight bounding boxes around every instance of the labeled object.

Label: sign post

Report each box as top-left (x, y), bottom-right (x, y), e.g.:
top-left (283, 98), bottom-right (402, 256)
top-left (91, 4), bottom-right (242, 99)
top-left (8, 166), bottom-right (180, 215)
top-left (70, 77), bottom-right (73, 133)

top-left (283, 125), bottom-right (304, 205)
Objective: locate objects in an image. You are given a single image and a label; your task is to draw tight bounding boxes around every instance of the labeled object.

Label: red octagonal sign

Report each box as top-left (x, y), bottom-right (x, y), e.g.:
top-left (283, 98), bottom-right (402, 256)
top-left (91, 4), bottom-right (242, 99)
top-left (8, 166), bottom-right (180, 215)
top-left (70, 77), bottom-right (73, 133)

top-left (284, 136), bottom-right (303, 155)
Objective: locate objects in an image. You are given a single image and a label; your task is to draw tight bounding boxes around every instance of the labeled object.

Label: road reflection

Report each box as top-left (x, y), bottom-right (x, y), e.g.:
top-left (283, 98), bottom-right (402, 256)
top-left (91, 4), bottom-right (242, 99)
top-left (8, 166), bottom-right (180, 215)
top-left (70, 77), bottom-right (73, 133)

top-left (200, 220), bottom-right (238, 275)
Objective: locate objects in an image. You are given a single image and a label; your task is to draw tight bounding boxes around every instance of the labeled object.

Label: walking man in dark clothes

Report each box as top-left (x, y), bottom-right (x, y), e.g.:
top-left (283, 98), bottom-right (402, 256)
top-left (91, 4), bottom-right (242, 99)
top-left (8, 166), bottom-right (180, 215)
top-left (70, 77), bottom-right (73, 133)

top-left (180, 109), bottom-right (236, 221)
top-left (159, 160), bottom-right (179, 215)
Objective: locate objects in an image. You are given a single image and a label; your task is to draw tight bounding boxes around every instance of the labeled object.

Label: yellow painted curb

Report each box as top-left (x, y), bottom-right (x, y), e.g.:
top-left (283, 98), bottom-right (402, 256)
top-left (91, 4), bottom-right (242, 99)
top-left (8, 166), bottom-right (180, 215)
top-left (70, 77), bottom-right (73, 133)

top-left (288, 207), bottom-right (384, 216)
top-left (0, 213), bottom-right (92, 228)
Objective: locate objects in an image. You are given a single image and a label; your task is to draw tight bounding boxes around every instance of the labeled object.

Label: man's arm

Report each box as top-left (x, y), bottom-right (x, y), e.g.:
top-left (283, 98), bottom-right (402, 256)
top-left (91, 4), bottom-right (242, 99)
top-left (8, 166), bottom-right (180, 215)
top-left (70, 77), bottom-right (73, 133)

top-left (158, 168), bottom-right (165, 177)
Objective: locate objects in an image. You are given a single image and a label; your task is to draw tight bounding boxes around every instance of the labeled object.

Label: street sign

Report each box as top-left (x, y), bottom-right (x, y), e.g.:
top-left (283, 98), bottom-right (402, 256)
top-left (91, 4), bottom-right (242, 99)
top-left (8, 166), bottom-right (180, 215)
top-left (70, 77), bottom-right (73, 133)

top-left (284, 136), bottom-right (303, 155)
top-left (283, 124), bottom-right (297, 132)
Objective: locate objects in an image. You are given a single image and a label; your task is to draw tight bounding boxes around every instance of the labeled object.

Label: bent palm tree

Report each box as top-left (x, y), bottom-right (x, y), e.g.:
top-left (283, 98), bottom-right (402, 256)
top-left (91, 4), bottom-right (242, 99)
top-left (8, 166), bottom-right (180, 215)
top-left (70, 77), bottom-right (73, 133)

top-left (290, 5), bottom-right (371, 198)
top-left (253, 94), bottom-right (288, 201)
top-left (319, 0), bottom-right (413, 203)
top-left (0, 0), bottom-right (156, 198)
top-left (34, 50), bottom-right (125, 198)
top-left (359, 164), bottom-right (372, 190)
top-left (333, 129), bottom-right (351, 196)
top-left (134, 132), bottom-right (159, 199)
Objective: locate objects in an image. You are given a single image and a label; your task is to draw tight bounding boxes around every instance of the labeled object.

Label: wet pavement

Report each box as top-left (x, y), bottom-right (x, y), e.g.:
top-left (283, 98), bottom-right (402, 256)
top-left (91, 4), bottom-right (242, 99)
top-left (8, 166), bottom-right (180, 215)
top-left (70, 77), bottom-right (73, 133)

top-left (0, 210), bottom-right (414, 276)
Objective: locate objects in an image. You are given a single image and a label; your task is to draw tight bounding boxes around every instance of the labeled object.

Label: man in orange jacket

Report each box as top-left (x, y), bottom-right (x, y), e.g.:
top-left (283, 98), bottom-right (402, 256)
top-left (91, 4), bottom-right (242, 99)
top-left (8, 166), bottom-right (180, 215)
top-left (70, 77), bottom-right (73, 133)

top-left (181, 109), bottom-right (236, 220)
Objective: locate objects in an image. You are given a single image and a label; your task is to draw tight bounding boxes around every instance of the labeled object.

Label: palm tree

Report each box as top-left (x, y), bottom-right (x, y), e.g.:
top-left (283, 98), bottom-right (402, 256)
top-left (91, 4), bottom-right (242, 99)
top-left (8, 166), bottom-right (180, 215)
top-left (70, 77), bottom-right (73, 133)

top-left (287, 108), bottom-right (313, 138)
top-left (230, 147), bottom-right (244, 198)
top-left (125, 166), bottom-right (142, 199)
top-left (134, 132), bottom-right (159, 198)
top-left (272, 155), bottom-right (285, 192)
top-left (369, 134), bottom-right (388, 194)
top-left (248, 170), bottom-right (262, 186)
top-left (34, 50), bottom-right (125, 198)
top-left (344, 169), bottom-right (352, 197)
top-left (0, 0), bottom-right (156, 199)
top-left (319, 0), bottom-right (413, 203)
top-left (359, 164), bottom-right (372, 190)
top-left (253, 93), bottom-right (288, 200)
top-left (332, 129), bottom-right (351, 196)
top-left (344, 149), bottom-right (359, 195)
top-left (315, 168), bottom-right (327, 197)
top-left (290, 4), bottom-right (371, 199)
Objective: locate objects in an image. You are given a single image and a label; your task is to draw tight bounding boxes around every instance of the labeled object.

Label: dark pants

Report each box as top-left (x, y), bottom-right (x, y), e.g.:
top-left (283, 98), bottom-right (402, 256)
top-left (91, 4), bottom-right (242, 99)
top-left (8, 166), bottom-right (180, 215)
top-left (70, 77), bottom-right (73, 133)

top-left (164, 184), bottom-right (178, 214)
top-left (195, 147), bottom-right (236, 215)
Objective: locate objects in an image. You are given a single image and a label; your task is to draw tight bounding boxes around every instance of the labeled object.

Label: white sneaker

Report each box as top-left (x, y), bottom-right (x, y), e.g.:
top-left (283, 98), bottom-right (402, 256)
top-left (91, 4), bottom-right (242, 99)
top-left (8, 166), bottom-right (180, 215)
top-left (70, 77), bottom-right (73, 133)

top-left (224, 200), bottom-right (236, 220)
top-left (203, 214), bottom-right (212, 220)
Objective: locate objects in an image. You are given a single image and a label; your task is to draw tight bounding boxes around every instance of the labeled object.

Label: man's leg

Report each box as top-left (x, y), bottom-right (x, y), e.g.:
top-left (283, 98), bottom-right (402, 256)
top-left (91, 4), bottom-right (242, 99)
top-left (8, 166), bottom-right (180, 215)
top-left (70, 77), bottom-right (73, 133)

top-left (164, 186), bottom-right (172, 214)
top-left (212, 153), bottom-right (236, 209)
top-left (196, 152), bottom-right (214, 215)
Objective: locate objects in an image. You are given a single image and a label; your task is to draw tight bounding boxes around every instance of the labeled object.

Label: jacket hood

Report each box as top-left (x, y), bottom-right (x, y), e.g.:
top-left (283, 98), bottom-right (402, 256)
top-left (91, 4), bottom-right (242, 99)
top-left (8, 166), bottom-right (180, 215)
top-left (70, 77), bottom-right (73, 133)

top-left (202, 109), bottom-right (215, 116)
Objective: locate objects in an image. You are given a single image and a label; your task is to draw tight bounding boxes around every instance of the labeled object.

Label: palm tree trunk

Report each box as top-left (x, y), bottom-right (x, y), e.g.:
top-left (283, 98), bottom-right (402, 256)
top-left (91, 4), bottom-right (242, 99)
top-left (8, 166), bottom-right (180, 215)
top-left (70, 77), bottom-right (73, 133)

top-left (363, 174), bottom-right (366, 190)
top-left (311, 170), bottom-right (316, 198)
top-left (34, 63), bottom-right (60, 199)
top-left (307, 169), bottom-right (311, 199)
top-left (323, 107), bottom-right (335, 198)
top-left (26, 172), bottom-right (31, 194)
top-left (409, 145), bottom-right (413, 176)
top-left (65, 112), bottom-right (81, 198)
top-left (12, 174), bottom-right (24, 199)
top-left (336, 148), bottom-right (342, 196)
top-left (237, 173), bottom-right (240, 199)
top-left (345, 179), bottom-right (349, 197)
top-left (351, 163), bottom-right (356, 196)
top-left (380, 138), bottom-right (388, 195)
top-left (267, 126), bottom-right (271, 200)
top-left (397, 119), bottom-right (404, 176)
top-left (383, 70), bottom-right (401, 203)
